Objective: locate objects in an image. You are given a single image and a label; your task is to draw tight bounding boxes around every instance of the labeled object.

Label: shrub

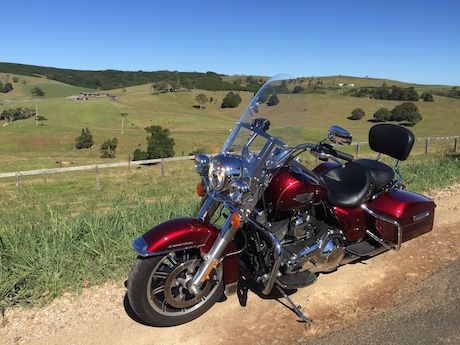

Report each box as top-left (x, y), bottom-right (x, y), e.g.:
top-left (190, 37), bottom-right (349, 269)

top-left (293, 85), bottom-right (305, 94)
top-left (373, 108), bottom-right (392, 122)
top-left (221, 92), bottom-right (242, 108)
top-left (132, 148), bottom-right (148, 161)
top-left (421, 92), bottom-right (434, 102)
top-left (75, 128), bottom-right (94, 149)
top-left (391, 102), bottom-right (418, 122)
top-left (267, 94), bottom-right (280, 106)
top-left (100, 138), bottom-right (118, 158)
top-left (349, 108), bottom-right (365, 120)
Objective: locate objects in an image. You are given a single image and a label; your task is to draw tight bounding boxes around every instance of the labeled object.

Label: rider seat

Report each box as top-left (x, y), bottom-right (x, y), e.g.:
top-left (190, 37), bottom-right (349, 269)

top-left (354, 124), bottom-right (415, 192)
top-left (321, 162), bottom-right (373, 208)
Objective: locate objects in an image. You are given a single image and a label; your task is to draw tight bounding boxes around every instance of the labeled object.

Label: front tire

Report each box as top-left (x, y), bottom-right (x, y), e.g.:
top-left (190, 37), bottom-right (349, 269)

top-left (127, 249), bottom-right (224, 326)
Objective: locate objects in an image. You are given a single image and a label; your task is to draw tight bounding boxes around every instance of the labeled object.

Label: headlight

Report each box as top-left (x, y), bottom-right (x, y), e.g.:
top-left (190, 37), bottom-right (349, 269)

top-left (229, 180), bottom-right (250, 204)
top-left (195, 154), bottom-right (210, 176)
top-left (209, 157), bottom-right (227, 191)
top-left (208, 155), bottom-right (241, 192)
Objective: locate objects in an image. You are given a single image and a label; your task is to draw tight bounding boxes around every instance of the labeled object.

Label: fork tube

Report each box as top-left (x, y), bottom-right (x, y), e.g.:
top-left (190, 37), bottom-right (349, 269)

top-left (187, 215), bottom-right (237, 294)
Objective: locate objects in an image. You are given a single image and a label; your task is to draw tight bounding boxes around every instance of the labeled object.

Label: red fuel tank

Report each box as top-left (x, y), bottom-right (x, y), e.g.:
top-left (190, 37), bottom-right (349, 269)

top-left (265, 168), bottom-right (326, 211)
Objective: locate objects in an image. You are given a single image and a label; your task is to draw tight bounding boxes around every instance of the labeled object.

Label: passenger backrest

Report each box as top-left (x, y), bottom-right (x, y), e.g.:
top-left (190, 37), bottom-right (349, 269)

top-left (369, 124), bottom-right (415, 161)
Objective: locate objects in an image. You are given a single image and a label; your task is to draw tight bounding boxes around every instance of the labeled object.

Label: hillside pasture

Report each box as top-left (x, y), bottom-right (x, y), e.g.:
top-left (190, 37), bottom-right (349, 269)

top-left (1, 74), bottom-right (459, 174)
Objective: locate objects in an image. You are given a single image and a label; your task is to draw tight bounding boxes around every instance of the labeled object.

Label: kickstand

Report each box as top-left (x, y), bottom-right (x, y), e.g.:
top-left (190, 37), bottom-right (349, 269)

top-left (275, 285), bottom-right (310, 322)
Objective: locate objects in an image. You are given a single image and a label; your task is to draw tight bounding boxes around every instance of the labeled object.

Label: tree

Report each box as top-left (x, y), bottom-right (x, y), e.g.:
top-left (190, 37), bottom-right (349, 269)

top-left (391, 102), bottom-right (419, 122)
top-left (405, 111), bottom-right (422, 126)
top-left (350, 108), bottom-right (365, 120)
top-left (31, 86), bottom-right (45, 126)
top-left (421, 92), bottom-right (434, 102)
top-left (267, 94), bottom-right (280, 106)
top-left (75, 127), bottom-right (94, 149)
top-left (133, 148), bottom-right (148, 161)
top-left (293, 85), bottom-right (305, 94)
top-left (403, 87), bottom-right (419, 101)
top-left (373, 108), bottom-right (392, 122)
top-left (390, 87), bottom-right (404, 101)
top-left (132, 125), bottom-right (175, 160)
top-left (389, 102), bottom-right (422, 125)
top-left (221, 92), bottom-right (242, 108)
top-left (195, 94), bottom-right (208, 109)
top-left (100, 138), bottom-right (118, 158)
top-left (0, 82), bottom-right (13, 93)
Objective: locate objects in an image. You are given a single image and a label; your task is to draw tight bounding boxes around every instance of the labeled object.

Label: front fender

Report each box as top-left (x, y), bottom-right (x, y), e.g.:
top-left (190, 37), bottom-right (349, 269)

top-left (132, 217), bottom-right (239, 287)
top-left (132, 217), bottom-right (218, 256)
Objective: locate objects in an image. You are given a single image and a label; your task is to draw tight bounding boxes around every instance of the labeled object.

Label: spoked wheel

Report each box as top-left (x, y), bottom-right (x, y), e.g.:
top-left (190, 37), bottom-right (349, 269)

top-left (127, 249), bottom-right (224, 326)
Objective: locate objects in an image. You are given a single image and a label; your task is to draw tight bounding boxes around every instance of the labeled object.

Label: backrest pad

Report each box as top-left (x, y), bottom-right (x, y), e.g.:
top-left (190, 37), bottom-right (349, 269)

top-left (369, 124), bottom-right (415, 161)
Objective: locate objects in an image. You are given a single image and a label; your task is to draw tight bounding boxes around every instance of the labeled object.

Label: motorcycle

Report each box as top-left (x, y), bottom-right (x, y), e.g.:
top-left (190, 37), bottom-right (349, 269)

top-left (127, 74), bottom-right (436, 326)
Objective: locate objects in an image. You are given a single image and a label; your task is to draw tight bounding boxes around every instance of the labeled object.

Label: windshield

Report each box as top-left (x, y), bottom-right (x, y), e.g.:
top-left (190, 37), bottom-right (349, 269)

top-left (221, 74), bottom-right (307, 158)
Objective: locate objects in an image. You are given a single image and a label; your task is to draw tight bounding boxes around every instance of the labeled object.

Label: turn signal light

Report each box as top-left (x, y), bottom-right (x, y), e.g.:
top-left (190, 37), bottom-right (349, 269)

top-left (197, 182), bottom-right (204, 197)
top-left (231, 212), bottom-right (242, 228)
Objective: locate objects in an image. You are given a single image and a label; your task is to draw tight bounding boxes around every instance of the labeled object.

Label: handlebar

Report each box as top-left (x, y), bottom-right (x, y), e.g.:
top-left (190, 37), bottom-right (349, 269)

top-left (334, 150), bottom-right (354, 162)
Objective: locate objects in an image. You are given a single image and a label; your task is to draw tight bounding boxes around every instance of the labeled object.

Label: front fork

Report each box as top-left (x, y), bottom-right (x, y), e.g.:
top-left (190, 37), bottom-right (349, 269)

top-left (188, 197), bottom-right (239, 295)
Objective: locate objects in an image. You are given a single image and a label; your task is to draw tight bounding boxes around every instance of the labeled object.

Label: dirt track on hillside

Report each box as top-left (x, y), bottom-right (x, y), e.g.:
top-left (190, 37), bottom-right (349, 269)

top-left (1, 183), bottom-right (460, 345)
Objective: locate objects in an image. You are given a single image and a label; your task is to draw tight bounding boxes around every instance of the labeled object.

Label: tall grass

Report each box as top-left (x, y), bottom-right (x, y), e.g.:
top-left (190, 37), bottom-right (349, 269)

top-left (0, 181), bottom-right (200, 314)
top-left (0, 154), bottom-right (459, 314)
top-left (402, 153), bottom-right (460, 192)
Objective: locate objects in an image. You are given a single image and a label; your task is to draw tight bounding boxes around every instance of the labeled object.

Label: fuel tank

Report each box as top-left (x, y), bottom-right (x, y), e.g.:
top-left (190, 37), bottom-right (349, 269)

top-left (265, 167), bottom-right (326, 211)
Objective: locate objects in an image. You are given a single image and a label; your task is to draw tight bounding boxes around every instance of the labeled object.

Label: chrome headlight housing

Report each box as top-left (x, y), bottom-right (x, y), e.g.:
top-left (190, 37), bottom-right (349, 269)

top-left (195, 154), bottom-right (210, 176)
top-left (208, 155), bottom-right (241, 192)
top-left (229, 180), bottom-right (250, 205)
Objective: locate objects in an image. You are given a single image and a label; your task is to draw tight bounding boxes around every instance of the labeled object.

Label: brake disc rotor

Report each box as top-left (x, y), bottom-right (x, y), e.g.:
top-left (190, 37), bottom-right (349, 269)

top-left (164, 259), bottom-right (214, 308)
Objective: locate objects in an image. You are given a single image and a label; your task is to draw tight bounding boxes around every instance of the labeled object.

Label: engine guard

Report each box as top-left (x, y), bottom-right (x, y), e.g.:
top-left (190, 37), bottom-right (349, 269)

top-left (132, 217), bottom-right (239, 288)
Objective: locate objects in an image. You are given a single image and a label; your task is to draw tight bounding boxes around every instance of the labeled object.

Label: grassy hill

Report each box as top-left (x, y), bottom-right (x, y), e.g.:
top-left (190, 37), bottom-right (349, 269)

top-left (1, 72), bottom-right (459, 173)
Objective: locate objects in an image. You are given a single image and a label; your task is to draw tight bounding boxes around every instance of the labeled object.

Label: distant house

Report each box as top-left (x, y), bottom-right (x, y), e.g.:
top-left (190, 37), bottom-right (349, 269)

top-left (337, 83), bottom-right (354, 87)
top-left (77, 92), bottom-right (110, 100)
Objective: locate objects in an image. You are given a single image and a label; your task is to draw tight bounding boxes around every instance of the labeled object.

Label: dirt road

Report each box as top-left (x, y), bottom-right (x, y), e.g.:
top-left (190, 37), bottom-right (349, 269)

top-left (2, 183), bottom-right (459, 345)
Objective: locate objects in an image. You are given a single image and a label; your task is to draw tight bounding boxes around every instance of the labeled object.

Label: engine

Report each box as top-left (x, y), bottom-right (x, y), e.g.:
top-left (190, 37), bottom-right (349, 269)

top-left (277, 213), bottom-right (345, 274)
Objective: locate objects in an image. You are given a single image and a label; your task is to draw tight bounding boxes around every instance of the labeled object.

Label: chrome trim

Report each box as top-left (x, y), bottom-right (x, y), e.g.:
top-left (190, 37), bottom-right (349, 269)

top-left (188, 215), bottom-right (237, 294)
top-left (195, 154), bottom-right (210, 176)
top-left (361, 204), bottom-right (402, 250)
top-left (247, 217), bottom-right (282, 295)
top-left (413, 211), bottom-right (430, 222)
top-left (225, 281), bottom-right (239, 296)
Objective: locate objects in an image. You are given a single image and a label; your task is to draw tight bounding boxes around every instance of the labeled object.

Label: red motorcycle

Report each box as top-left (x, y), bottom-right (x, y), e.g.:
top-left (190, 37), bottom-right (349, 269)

top-left (127, 74), bottom-right (435, 326)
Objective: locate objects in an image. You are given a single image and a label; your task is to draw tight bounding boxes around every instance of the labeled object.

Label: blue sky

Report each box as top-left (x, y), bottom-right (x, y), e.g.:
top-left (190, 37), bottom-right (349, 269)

top-left (2, 0), bottom-right (459, 85)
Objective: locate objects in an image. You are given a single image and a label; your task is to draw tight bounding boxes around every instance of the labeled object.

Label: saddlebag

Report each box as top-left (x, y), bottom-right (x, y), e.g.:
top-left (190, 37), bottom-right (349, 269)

top-left (369, 189), bottom-right (436, 245)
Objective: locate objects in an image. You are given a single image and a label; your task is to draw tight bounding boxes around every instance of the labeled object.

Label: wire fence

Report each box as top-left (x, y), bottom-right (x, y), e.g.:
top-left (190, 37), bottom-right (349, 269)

top-left (1, 136), bottom-right (458, 196)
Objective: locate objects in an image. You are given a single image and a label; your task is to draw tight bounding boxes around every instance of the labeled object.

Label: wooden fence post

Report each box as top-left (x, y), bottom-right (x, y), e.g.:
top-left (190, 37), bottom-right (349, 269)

top-left (95, 165), bottom-right (99, 191)
top-left (455, 137), bottom-right (459, 153)
top-left (161, 159), bottom-right (165, 179)
top-left (15, 172), bottom-right (20, 196)
top-left (425, 138), bottom-right (430, 155)
top-left (356, 143), bottom-right (360, 158)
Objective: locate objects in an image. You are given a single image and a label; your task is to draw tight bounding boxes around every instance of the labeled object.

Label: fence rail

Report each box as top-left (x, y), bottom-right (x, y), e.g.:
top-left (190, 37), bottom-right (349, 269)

top-left (1, 136), bottom-right (458, 196)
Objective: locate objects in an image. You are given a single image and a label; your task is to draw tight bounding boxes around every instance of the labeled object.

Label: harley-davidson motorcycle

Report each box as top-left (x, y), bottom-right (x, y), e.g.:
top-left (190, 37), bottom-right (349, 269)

top-left (127, 74), bottom-right (435, 326)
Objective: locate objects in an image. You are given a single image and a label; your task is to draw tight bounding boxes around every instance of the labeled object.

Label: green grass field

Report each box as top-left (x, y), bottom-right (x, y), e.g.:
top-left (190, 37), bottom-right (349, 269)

top-left (1, 72), bottom-right (459, 172)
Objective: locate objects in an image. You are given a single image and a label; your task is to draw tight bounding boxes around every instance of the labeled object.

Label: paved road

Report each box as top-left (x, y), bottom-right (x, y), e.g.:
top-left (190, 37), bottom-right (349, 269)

top-left (303, 259), bottom-right (460, 345)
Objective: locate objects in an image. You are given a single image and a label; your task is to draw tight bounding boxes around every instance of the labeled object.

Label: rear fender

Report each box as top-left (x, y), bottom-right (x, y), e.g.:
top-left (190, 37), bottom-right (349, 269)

top-left (132, 217), bottom-right (239, 286)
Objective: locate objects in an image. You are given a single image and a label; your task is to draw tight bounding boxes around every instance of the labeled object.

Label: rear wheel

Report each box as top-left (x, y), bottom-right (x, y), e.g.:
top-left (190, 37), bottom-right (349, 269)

top-left (127, 249), bottom-right (224, 326)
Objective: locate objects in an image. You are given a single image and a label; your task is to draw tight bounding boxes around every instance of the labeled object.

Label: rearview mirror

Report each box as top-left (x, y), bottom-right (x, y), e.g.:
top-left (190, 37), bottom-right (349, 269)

top-left (328, 126), bottom-right (352, 145)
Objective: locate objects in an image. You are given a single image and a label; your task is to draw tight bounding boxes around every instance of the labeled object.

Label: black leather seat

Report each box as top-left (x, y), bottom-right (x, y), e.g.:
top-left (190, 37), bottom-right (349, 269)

top-left (321, 162), bottom-right (373, 208)
top-left (354, 159), bottom-right (394, 192)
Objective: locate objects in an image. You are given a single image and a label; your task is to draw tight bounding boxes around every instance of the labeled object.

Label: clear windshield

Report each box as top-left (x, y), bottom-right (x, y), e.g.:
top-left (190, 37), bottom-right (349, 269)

top-left (221, 74), bottom-right (307, 158)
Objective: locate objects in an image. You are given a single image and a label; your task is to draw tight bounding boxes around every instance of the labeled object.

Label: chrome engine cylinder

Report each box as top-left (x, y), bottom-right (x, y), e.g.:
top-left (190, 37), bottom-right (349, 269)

top-left (288, 228), bottom-right (344, 273)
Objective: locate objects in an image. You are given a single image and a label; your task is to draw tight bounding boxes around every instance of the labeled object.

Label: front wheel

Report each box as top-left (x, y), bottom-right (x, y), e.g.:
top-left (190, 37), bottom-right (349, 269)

top-left (127, 249), bottom-right (224, 326)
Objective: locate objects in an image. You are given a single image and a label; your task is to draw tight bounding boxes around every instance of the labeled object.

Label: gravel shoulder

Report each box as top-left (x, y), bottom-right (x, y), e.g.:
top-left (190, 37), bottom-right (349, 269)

top-left (1, 183), bottom-right (460, 345)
